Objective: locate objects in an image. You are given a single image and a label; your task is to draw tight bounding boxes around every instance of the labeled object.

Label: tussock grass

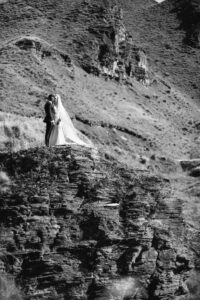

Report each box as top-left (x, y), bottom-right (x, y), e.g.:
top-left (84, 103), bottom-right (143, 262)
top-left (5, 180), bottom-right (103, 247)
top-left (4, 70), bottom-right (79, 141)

top-left (0, 112), bottom-right (44, 152)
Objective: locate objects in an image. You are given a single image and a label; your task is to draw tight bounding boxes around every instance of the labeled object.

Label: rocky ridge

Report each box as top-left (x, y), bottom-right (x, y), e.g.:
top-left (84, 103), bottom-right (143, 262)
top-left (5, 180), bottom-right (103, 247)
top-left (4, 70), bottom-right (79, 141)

top-left (0, 146), bottom-right (196, 300)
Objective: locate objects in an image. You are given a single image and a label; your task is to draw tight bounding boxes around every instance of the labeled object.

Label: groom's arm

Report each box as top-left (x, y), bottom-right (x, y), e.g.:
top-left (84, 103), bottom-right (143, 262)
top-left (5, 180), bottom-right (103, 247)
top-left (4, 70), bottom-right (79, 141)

top-left (44, 102), bottom-right (51, 117)
top-left (43, 102), bottom-right (49, 122)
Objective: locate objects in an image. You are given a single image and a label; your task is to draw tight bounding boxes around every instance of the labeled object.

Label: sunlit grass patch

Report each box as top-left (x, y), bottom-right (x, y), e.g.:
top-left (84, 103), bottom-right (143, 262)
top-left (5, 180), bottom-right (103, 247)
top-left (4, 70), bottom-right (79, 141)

top-left (0, 112), bottom-right (44, 152)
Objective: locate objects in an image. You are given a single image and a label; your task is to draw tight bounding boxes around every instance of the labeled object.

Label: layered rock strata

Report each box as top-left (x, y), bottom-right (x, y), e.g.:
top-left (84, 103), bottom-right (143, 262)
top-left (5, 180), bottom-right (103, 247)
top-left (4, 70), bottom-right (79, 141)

top-left (0, 146), bottom-right (195, 299)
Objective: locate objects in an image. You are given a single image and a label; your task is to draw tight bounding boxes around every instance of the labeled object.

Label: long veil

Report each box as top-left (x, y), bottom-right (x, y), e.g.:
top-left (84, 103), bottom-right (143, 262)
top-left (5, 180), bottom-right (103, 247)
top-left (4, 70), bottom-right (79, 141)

top-left (56, 95), bottom-right (93, 147)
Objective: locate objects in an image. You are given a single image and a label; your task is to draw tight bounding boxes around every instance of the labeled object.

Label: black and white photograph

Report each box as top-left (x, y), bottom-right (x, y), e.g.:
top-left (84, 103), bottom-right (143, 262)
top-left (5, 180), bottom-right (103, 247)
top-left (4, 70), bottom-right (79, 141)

top-left (0, 0), bottom-right (200, 299)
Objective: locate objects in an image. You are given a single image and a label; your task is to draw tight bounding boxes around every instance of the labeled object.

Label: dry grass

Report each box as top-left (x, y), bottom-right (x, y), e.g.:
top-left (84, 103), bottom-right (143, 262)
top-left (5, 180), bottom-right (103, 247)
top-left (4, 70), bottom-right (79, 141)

top-left (0, 112), bottom-right (44, 152)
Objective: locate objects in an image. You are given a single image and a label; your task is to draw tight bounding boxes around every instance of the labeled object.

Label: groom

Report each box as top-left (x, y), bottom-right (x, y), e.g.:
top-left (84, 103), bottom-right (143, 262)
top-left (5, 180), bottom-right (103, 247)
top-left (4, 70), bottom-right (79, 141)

top-left (44, 94), bottom-right (54, 146)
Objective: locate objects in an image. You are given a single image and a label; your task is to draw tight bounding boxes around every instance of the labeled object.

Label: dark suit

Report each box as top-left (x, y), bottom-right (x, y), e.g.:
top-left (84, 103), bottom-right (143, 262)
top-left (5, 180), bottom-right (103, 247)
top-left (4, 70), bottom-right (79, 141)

top-left (44, 100), bottom-right (53, 146)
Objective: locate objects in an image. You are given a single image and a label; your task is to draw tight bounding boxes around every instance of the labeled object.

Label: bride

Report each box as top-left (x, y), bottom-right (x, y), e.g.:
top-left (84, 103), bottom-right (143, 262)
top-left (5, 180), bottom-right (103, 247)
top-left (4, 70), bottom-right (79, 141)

top-left (49, 94), bottom-right (93, 147)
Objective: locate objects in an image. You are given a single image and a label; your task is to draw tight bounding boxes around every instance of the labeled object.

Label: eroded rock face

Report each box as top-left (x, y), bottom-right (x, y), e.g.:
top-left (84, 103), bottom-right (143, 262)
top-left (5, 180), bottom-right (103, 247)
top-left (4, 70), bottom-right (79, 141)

top-left (0, 146), bottom-right (194, 299)
top-left (75, 1), bottom-right (150, 84)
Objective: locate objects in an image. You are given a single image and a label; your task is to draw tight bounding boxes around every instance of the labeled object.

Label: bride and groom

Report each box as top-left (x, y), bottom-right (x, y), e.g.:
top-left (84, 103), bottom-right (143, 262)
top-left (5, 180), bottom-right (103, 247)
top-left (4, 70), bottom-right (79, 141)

top-left (44, 94), bottom-right (93, 147)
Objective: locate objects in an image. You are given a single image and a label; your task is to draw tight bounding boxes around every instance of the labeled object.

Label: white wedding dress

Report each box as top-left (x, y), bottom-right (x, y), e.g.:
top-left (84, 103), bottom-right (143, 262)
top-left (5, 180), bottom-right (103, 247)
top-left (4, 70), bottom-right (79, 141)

top-left (48, 95), bottom-right (93, 147)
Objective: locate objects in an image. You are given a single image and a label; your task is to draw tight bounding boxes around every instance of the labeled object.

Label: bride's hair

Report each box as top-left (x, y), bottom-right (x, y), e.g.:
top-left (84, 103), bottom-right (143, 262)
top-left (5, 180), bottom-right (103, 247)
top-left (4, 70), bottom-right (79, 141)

top-left (53, 94), bottom-right (59, 106)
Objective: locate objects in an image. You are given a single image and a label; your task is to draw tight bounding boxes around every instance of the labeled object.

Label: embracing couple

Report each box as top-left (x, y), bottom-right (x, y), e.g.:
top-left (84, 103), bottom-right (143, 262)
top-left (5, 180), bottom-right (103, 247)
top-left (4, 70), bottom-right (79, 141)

top-left (44, 94), bottom-right (93, 147)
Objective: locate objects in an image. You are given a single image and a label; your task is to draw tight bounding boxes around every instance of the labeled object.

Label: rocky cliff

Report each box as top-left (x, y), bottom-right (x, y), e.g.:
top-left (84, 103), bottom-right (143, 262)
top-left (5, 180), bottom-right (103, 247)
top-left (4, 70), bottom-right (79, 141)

top-left (0, 146), bottom-right (196, 299)
top-left (1, 0), bottom-right (200, 299)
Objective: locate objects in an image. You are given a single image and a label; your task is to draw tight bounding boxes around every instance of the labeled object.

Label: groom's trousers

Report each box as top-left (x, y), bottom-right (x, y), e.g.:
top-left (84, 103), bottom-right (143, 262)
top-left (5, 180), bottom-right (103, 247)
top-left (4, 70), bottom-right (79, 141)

top-left (45, 122), bottom-right (52, 146)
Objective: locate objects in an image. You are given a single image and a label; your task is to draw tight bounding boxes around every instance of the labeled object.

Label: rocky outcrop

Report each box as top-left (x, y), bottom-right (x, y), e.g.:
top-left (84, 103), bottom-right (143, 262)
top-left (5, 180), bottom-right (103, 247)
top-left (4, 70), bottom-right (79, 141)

top-left (12, 36), bottom-right (74, 73)
top-left (0, 146), bottom-right (195, 299)
top-left (74, 1), bottom-right (150, 85)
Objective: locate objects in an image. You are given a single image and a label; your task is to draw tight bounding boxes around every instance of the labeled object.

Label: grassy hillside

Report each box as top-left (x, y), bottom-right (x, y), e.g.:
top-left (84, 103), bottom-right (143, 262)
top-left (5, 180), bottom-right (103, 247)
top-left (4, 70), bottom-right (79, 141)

top-left (120, 0), bottom-right (200, 101)
top-left (0, 0), bottom-right (200, 170)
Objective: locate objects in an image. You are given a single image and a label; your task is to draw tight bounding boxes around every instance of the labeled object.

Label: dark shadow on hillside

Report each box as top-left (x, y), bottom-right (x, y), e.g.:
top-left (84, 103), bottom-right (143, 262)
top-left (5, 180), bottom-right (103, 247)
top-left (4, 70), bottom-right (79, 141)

top-left (171, 0), bottom-right (200, 47)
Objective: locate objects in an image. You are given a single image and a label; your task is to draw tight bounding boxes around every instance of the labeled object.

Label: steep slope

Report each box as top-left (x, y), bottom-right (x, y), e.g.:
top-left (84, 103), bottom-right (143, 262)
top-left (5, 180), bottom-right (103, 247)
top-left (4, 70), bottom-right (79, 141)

top-left (0, 0), bottom-right (200, 167)
top-left (120, 0), bottom-right (200, 101)
top-left (1, 0), bottom-right (199, 102)
top-left (1, 1), bottom-right (200, 299)
top-left (120, 0), bottom-right (200, 102)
